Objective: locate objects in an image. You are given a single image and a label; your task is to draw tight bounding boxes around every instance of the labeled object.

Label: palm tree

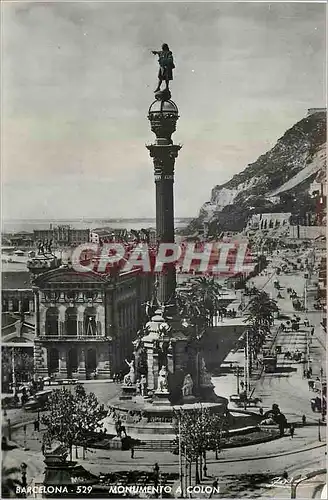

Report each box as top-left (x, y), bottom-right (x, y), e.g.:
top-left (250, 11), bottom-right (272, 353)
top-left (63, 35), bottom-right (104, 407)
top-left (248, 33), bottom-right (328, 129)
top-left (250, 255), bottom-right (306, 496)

top-left (193, 277), bottom-right (222, 326)
top-left (177, 277), bottom-right (222, 337)
top-left (245, 289), bottom-right (279, 329)
top-left (244, 289), bottom-right (279, 372)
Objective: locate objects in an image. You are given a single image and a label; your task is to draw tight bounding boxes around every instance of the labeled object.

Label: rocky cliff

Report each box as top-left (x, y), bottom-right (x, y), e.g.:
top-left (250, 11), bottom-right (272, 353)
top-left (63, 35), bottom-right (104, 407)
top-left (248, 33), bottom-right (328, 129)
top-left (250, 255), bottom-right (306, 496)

top-left (186, 110), bottom-right (326, 234)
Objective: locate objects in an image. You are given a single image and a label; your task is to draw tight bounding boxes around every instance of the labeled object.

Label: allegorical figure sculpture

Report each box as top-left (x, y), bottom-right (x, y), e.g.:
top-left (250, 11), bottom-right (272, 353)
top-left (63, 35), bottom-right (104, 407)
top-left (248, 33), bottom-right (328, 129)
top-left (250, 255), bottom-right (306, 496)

top-left (37, 240), bottom-right (44, 255)
top-left (152, 43), bottom-right (175, 92)
top-left (156, 365), bottom-right (169, 392)
top-left (123, 359), bottom-right (135, 386)
top-left (182, 374), bottom-right (194, 396)
top-left (199, 358), bottom-right (212, 386)
top-left (140, 374), bottom-right (147, 397)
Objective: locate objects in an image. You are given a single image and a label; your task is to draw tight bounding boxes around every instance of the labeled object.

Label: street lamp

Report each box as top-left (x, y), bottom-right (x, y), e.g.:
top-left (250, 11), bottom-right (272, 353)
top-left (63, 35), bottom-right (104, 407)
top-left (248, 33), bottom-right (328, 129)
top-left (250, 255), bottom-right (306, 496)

top-left (23, 424), bottom-right (27, 451)
top-left (178, 416), bottom-right (184, 498)
top-left (234, 366), bottom-right (242, 395)
top-left (320, 367), bottom-right (326, 423)
top-left (11, 349), bottom-right (16, 396)
top-left (21, 462), bottom-right (27, 497)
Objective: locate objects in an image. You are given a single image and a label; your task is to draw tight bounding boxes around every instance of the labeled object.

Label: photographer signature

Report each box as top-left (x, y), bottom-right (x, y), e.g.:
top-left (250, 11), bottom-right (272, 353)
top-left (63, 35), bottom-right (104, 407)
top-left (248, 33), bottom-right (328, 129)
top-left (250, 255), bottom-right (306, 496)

top-left (265, 475), bottom-right (307, 488)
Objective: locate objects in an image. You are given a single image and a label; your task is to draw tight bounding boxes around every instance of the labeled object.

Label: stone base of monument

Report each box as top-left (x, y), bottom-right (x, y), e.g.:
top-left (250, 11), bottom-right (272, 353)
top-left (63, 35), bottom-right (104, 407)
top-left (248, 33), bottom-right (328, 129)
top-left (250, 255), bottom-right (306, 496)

top-left (153, 391), bottom-right (171, 406)
top-left (119, 385), bottom-right (136, 400)
top-left (182, 394), bottom-right (197, 404)
top-left (102, 399), bottom-right (228, 441)
top-left (110, 436), bottom-right (123, 450)
top-left (199, 384), bottom-right (225, 403)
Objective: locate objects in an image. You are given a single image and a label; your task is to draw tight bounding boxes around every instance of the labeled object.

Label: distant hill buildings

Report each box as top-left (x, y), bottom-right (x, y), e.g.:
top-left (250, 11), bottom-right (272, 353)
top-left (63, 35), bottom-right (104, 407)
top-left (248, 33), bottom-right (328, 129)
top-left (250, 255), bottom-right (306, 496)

top-left (187, 109), bottom-right (326, 236)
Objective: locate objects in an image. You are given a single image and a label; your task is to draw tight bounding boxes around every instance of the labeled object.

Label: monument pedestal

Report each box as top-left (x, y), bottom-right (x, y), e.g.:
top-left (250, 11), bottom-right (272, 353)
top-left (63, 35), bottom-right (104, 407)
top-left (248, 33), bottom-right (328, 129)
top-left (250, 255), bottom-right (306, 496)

top-left (182, 395), bottom-right (197, 404)
top-left (119, 385), bottom-right (136, 400)
top-left (153, 391), bottom-right (171, 406)
top-left (199, 384), bottom-right (218, 402)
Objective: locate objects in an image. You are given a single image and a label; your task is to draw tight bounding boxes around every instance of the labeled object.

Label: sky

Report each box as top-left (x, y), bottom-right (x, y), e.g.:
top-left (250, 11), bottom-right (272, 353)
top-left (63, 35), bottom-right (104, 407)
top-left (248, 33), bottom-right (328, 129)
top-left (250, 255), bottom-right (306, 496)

top-left (2, 1), bottom-right (326, 220)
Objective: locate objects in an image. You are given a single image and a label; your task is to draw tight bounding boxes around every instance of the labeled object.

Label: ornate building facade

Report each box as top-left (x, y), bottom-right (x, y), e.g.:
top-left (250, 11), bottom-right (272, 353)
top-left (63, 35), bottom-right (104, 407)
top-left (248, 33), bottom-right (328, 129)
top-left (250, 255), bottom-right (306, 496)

top-left (32, 265), bottom-right (152, 380)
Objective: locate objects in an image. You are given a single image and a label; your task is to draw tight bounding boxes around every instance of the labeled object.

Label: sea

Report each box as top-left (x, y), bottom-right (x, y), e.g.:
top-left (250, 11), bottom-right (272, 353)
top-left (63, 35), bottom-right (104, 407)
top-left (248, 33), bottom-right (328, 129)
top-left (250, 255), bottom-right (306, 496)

top-left (2, 218), bottom-right (193, 234)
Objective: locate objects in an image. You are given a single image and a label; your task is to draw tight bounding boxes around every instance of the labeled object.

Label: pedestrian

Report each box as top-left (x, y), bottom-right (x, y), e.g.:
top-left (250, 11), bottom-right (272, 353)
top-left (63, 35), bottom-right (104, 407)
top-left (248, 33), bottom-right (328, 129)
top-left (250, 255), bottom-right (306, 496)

top-left (209, 478), bottom-right (219, 499)
top-left (33, 420), bottom-right (39, 432)
top-left (41, 442), bottom-right (45, 455)
top-left (259, 407), bottom-right (264, 416)
top-left (302, 415), bottom-right (306, 426)
top-left (311, 327), bottom-right (314, 336)
top-left (130, 443), bottom-right (135, 459)
top-left (320, 367), bottom-right (324, 377)
top-left (153, 462), bottom-right (159, 487)
top-left (290, 424), bottom-right (295, 438)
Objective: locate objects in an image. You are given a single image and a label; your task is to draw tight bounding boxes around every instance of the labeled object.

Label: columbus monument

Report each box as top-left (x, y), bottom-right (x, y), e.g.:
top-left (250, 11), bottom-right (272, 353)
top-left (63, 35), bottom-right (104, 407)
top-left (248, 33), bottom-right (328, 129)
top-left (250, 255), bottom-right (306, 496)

top-left (104, 47), bottom-right (228, 439)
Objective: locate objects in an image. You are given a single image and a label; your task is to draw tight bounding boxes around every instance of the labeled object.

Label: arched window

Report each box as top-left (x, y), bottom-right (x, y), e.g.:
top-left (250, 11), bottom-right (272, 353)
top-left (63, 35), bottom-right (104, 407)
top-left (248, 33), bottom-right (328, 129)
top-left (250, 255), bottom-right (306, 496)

top-left (84, 307), bottom-right (97, 336)
top-left (46, 307), bottom-right (59, 336)
top-left (65, 307), bottom-right (77, 336)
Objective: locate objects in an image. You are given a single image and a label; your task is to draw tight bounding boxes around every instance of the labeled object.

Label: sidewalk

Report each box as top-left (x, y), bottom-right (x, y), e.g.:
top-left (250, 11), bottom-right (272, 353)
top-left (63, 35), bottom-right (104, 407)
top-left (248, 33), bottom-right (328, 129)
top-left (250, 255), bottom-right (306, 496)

top-left (212, 251), bottom-right (325, 426)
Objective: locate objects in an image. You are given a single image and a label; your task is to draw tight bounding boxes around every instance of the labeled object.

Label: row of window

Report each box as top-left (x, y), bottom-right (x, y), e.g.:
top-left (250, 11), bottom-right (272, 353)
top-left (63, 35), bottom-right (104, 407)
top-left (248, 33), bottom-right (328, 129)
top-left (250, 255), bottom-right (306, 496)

top-left (43, 290), bottom-right (100, 302)
top-left (2, 298), bottom-right (32, 313)
top-left (45, 319), bottom-right (102, 336)
top-left (45, 307), bottom-right (101, 336)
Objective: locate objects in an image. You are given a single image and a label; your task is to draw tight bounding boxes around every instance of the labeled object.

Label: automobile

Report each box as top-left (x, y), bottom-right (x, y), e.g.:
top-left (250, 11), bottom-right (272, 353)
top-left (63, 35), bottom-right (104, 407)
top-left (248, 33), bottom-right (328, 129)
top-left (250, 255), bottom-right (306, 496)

top-left (261, 418), bottom-right (275, 425)
top-left (229, 393), bottom-right (262, 407)
top-left (23, 389), bottom-right (53, 412)
top-left (17, 383), bottom-right (32, 392)
top-left (2, 395), bottom-right (20, 409)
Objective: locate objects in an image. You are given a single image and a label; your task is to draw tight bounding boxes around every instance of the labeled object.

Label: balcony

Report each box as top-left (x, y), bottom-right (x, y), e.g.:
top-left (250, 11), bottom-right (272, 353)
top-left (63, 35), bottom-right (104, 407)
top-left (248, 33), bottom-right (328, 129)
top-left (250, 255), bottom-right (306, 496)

top-left (42, 320), bottom-right (106, 340)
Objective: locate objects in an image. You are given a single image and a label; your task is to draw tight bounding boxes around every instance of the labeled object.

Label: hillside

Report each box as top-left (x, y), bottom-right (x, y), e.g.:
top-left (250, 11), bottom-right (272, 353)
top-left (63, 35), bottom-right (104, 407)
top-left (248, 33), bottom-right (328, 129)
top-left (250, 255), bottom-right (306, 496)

top-left (185, 110), bottom-right (326, 234)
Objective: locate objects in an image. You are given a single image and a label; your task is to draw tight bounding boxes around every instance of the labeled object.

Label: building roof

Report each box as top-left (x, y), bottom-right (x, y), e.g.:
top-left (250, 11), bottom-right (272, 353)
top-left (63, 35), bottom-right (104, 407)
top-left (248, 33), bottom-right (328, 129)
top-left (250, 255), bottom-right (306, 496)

top-left (91, 227), bottom-right (113, 234)
top-left (2, 272), bottom-right (32, 290)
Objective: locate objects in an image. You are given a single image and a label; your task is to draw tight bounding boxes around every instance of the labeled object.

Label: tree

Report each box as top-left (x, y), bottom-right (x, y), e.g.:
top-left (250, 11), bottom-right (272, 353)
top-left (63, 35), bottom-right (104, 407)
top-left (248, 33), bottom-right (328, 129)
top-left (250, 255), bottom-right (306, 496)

top-left (194, 277), bottom-right (222, 325)
top-left (244, 289), bottom-right (279, 373)
top-left (178, 277), bottom-right (222, 333)
top-left (207, 413), bottom-right (229, 459)
top-left (245, 289), bottom-right (279, 328)
top-left (173, 407), bottom-right (228, 485)
top-left (1, 348), bottom-right (34, 391)
top-left (42, 384), bottom-right (106, 459)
